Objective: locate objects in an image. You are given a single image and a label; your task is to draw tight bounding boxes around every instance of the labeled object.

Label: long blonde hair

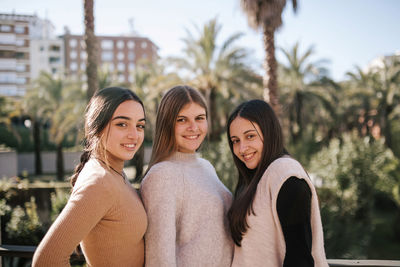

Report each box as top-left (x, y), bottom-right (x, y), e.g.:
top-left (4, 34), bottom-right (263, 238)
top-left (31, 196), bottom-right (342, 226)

top-left (147, 85), bottom-right (207, 172)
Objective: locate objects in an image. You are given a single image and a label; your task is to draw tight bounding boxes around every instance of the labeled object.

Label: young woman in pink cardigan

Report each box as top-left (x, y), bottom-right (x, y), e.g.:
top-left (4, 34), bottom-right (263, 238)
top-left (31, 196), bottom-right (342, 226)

top-left (227, 99), bottom-right (329, 267)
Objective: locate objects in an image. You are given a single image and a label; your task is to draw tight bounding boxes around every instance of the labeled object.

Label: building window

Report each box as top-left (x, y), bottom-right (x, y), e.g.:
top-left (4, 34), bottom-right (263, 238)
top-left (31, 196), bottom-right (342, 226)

top-left (15, 52), bottom-right (25, 59)
top-left (0, 34), bottom-right (16, 45)
top-left (81, 62), bottom-right (86, 70)
top-left (81, 40), bottom-right (86, 49)
top-left (70, 62), bottom-right (78, 71)
top-left (101, 51), bottom-right (113, 61)
top-left (16, 77), bottom-right (26, 84)
top-left (14, 26), bottom-right (26, 34)
top-left (118, 74), bottom-right (125, 83)
top-left (81, 51), bottom-right (87, 59)
top-left (141, 42), bottom-right (147, 49)
top-left (0, 73), bottom-right (16, 83)
top-left (50, 45), bottom-right (60, 51)
top-left (49, 57), bottom-right (60, 63)
top-left (70, 50), bottom-right (77, 59)
top-left (128, 52), bottom-right (135, 61)
top-left (15, 39), bottom-right (25, 46)
top-left (101, 40), bottom-right (114, 50)
top-left (142, 53), bottom-right (148, 59)
top-left (0, 25), bottom-right (12, 32)
top-left (16, 64), bottom-right (26, 72)
top-left (127, 41), bottom-right (135, 49)
top-left (69, 39), bottom-right (77, 48)
top-left (117, 62), bottom-right (125, 71)
top-left (117, 40), bottom-right (124, 49)
top-left (128, 63), bottom-right (135, 70)
top-left (117, 52), bottom-right (124, 60)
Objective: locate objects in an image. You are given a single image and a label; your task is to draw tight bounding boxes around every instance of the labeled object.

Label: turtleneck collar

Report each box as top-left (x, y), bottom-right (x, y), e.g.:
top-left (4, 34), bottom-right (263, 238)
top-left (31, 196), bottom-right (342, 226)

top-left (168, 151), bottom-right (198, 162)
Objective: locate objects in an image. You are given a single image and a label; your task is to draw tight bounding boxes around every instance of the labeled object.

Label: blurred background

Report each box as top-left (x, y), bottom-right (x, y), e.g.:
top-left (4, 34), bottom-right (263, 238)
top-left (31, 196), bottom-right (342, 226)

top-left (0, 0), bottom-right (399, 265)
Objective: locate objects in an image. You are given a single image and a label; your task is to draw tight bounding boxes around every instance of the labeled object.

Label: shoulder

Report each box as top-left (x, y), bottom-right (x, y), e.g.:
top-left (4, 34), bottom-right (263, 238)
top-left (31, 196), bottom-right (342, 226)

top-left (73, 159), bottom-right (117, 196)
top-left (141, 160), bottom-right (183, 192)
top-left (263, 157), bottom-right (307, 181)
top-left (198, 157), bottom-right (216, 171)
top-left (259, 157), bottom-right (308, 193)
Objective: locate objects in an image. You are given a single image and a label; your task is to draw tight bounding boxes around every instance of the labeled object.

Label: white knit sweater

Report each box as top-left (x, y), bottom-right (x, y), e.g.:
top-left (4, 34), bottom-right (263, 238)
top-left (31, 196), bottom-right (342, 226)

top-left (232, 157), bottom-right (329, 267)
top-left (140, 152), bottom-right (233, 267)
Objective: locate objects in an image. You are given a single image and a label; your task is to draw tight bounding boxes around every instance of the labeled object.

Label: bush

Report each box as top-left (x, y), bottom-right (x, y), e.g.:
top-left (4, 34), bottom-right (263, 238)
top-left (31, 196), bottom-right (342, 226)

top-left (309, 132), bottom-right (400, 258)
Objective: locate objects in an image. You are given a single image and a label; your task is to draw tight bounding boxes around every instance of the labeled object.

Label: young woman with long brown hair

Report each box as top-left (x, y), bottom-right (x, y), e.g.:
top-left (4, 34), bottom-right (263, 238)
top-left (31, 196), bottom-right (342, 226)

top-left (32, 87), bottom-right (147, 267)
top-left (227, 99), bottom-right (328, 267)
top-left (140, 85), bottom-right (233, 266)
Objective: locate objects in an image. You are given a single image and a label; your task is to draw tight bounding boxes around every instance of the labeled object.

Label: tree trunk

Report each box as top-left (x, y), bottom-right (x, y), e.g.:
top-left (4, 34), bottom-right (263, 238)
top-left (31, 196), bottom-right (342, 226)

top-left (262, 24), bottom-right (281, 118)
top-left (209, 86), bottom-right (220, 141)
top-left (33, 119), bottom-right (42, 175)
top-left (56, 142), bottom-right (64, 181)
top-left (84, 0), bottom-right (99, 100)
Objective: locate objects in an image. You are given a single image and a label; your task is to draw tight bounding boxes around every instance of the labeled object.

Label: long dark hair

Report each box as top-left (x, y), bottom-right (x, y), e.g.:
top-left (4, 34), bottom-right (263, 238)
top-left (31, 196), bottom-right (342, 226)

top-left (70, 87), bottom-right (144, 186)
top-left (146, 85), bottom-right (208, 172)
top-left (227, 99), bottom-right (286, 246)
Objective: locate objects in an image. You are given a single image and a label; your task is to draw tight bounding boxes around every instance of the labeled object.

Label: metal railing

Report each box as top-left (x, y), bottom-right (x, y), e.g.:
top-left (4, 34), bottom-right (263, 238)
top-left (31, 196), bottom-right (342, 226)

top-left (1, 245), bottom-right (399, 266)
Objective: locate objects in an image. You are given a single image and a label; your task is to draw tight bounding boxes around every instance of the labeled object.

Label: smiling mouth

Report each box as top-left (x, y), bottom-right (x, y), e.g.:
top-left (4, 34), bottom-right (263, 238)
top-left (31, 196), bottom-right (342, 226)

top-left (183, 135), bottom-right (200, 140)
top-left (242, 152), bottom-right (255, 161)
top-left (122, 144), bottom-right (136, 149)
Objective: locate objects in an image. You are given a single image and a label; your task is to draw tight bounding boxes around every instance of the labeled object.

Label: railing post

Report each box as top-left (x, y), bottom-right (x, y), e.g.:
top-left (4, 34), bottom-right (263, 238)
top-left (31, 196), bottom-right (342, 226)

top-left (0, 215), bottom-right (2, 267)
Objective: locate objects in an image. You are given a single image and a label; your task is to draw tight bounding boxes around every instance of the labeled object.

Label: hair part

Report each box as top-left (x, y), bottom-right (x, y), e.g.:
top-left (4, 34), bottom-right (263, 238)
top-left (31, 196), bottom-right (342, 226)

top-left (70, 87), bottom-right (144, 186)
top-left (226, 99), bottom-right (286, 246)
top-left (146, 85), bottom-right (207, 172)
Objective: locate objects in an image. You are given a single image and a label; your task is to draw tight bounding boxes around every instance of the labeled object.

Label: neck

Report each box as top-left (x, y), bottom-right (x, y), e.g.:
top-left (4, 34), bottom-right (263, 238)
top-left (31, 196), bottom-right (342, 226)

top-left (97, 151), bottom-right (124, 173)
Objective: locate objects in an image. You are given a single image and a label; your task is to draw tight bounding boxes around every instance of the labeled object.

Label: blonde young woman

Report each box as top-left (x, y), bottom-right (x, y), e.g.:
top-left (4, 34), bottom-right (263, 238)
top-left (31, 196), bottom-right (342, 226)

top-left (32, 87), bottom-right (147, 267)
top-left (140, 85), bottom-right (233, 266)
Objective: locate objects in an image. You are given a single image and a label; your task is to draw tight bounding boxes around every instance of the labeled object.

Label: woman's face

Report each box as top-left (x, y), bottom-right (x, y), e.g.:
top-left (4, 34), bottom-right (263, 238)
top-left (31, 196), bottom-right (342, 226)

top-left (102, 100), bottom-right (145, 165)
top-left (229, 116), bottom-right (264, 170)
top-left (174, 102), bottom-right (208, 153)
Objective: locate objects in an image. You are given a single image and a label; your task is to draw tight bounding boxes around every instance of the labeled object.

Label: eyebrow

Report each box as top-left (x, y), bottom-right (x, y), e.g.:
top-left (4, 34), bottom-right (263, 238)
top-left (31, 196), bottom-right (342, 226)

top-left (177, 113), bottom-right (206, 117)
top-left (112, 116), bottom-right (146, 122)
top-left (230, 129), bottom-right (257, 139)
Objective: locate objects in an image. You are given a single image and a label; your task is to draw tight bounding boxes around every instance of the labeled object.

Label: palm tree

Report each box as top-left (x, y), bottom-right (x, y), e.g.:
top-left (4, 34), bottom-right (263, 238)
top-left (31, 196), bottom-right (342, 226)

top-left (170, 18), bottom-right (262, 140)
top-left (29, 72), bottom-right (86, 180)
top-left (278, 42), bottom-right (333, 144)
top-left (84, 0), bottom-right (99, 99)
top-left (129, 59), bottom-right (182, 180)
top-left (347, 56), bottom-right (400, 151)
top-left (240, 0), bottom-right (298, 116)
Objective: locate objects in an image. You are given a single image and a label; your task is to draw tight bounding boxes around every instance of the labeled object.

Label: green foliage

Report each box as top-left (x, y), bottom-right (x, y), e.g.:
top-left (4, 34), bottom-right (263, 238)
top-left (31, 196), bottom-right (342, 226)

top-left (309, 132), bottom-right (399, 258)
top-left (201, 137), bottom-right (237, 192)
top-left (50, 189), bottom-right (70, 222)
top-left (5, 197), bottom-right (45, 245)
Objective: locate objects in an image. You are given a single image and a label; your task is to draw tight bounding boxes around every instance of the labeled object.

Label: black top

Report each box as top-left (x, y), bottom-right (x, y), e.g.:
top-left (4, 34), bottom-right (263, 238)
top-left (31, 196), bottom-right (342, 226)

top-left (277, 176), bottom-right (314, 267)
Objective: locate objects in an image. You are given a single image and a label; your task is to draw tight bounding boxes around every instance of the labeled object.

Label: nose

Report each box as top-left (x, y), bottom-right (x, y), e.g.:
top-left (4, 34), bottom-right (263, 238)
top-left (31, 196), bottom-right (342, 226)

top-left (187, 120), bottom-right (199, 131)
top-left (239, 141), bottom-right (248, 154)
top-left (127, 126), bottom-right (138, 140)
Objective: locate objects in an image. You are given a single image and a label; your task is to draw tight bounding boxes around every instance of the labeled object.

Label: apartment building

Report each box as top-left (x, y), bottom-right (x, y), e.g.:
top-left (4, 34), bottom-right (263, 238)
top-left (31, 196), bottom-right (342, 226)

top-left (0, 13), bottom-right (33, 97)
top-left (0, 12), bottom-right (158, 97)
top-left (63, 32), bottom-right (158, 84)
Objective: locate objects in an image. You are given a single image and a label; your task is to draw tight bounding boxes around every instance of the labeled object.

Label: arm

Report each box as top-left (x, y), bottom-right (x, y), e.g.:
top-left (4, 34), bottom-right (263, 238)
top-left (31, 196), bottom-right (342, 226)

top-left (277, 177), bottom-right (314, 267)
top-left (32, 179), bottom-right (113, 267)
top-left (140, 166), bottom-right (182, 267)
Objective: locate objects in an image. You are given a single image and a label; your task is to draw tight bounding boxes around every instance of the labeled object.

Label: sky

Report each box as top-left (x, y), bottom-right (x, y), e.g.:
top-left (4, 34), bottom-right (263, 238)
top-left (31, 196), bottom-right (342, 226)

top-left (2, 0), bottom-right (400, 81)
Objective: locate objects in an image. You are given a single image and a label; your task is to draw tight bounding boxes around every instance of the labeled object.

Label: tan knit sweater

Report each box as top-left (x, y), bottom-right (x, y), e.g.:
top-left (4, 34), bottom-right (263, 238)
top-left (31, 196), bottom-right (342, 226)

top-left (232, 157), bottom-right (329, 267)
top-left (32, 158), bottom-right (147, 267)
top-left (140, 152), bottom-right (233, 267)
